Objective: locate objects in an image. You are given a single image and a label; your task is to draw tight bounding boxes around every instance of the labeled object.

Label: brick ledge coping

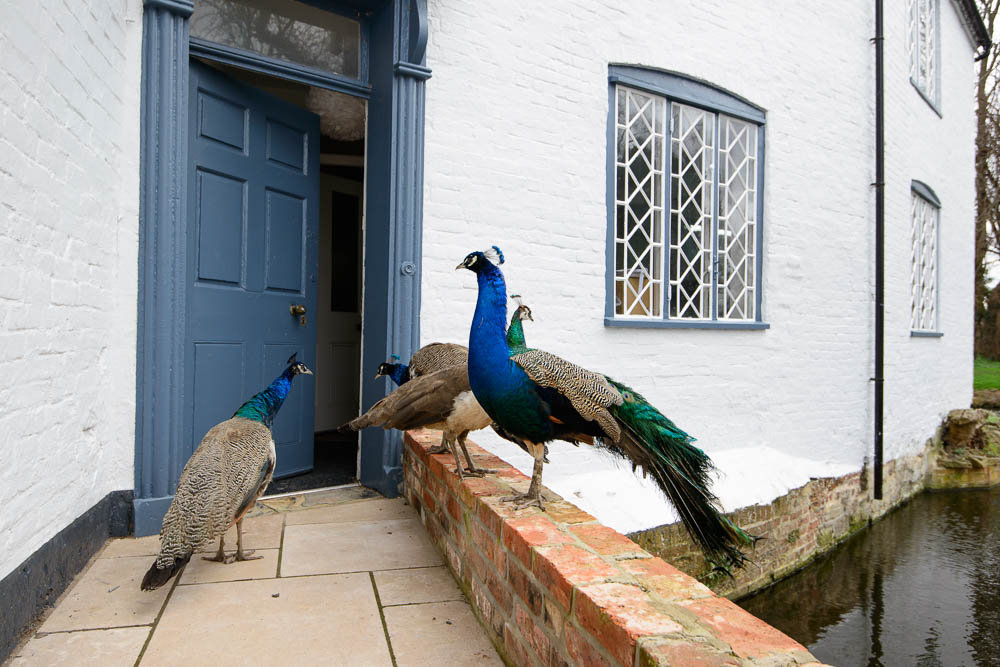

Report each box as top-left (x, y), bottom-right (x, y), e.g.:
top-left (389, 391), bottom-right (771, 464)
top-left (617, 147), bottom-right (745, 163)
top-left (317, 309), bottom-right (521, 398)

top-left (403, 429), bottom-right (827, 667)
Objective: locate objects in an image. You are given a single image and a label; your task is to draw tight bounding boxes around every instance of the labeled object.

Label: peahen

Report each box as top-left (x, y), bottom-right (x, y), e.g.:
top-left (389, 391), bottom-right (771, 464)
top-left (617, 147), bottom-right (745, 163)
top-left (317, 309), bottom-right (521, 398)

top-left (140, 354), bottom-right (313, 590)
top-left (347, 299), bottom-right (537, 477)
top-left (375, 342), bottom-right (469, 386)
top-left (341, 364), bottom-right (492, 478)
top-left (458, 246), bottom-right (755, 570)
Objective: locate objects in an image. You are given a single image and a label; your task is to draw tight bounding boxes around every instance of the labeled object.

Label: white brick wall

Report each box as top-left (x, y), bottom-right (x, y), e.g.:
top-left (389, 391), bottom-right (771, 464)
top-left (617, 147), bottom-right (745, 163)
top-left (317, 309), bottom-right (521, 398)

top-left (0, 0), bottom-right (143, 580)
top-left (421, 1), bottom-right (975, 481)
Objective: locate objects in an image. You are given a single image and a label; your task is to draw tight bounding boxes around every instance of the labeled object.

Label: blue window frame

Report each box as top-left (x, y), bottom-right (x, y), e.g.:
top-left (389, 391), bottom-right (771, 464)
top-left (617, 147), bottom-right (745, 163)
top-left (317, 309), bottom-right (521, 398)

top-left (605, 65), bottom-right (767, 330)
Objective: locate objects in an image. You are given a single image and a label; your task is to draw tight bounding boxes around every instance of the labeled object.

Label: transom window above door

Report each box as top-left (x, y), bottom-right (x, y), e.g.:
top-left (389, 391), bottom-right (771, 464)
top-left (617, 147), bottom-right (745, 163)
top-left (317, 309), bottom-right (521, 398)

top-left (190, 0), bottom-right (369, 95)
top-left (606, 66), bottom-right (767, 330)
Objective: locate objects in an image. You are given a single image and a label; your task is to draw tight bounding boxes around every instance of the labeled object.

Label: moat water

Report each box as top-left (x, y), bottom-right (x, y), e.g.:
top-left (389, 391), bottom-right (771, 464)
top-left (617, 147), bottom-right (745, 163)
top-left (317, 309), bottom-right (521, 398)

top-left (739, 487), bottom-right (1000, 667)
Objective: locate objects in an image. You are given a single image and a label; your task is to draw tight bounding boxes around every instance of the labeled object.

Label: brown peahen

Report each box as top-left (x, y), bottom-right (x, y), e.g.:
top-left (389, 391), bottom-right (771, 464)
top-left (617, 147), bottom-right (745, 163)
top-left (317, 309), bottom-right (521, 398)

top-left (348, 298), bottom-right (537, 478)
top-left (140, 355), bottom-right (313, 590)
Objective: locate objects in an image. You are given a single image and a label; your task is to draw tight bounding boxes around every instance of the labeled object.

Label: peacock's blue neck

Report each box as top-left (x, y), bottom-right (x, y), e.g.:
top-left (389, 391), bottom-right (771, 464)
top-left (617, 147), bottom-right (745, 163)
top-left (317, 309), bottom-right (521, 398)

top-left (389, 364), bottom-right (410, 386)
top-left (234, 367), bottom-right (294, 428)
top-left (467, 264), bottom-right (517, 399)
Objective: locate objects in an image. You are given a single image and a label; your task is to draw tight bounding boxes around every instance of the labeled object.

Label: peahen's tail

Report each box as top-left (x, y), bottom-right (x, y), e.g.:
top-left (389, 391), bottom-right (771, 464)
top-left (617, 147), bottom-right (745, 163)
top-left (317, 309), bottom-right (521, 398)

top-left (140, 553), bottom-right (190, 591)
top-left (601, 378), bottom-right (756, 572)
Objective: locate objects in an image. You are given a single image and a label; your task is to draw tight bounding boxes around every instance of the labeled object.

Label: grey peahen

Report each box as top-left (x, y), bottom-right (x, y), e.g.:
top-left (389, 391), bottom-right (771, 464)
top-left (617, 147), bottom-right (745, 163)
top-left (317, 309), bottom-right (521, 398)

top-left (375, 342), bottom-right (469, 386)
top-left (458, 246), bottom-right (755, 571)
top-left (140, 354), bottom-right (313, 590)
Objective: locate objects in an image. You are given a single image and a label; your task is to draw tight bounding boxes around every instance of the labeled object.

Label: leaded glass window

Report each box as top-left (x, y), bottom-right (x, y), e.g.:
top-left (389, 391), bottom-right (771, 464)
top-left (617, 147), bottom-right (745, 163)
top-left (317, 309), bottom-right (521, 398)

top-left (911, 191), bottom-right (939, 332)
top-left (610, 72), bottom-right (764, 326)
top-left (908, 0), bottom-right (939, 108)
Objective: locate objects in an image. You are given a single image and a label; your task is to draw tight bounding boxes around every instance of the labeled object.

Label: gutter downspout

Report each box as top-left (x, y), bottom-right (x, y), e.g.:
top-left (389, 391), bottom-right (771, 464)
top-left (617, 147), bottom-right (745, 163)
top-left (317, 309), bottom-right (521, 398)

top-left (873, 0), bottom-right (885, 500)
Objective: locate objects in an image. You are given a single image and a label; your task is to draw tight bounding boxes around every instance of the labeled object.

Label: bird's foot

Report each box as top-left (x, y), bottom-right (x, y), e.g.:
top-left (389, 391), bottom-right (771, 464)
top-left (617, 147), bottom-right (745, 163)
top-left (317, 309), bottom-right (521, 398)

top-left (235, 549), bottom-right (262, 562)
top-left (427, 444), bottom-right (448, 455)
top-left (499, 491), bottom-right (546, 511)
top-left (202, 550), bottom-right (228, 563)
top-left (463, 466), bottom-right (495, 478)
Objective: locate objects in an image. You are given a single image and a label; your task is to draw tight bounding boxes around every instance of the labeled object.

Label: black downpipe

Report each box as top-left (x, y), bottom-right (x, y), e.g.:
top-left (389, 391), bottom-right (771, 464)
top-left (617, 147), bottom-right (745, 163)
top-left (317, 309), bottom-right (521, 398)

top-left (873, 0), bottom-right (885, 500)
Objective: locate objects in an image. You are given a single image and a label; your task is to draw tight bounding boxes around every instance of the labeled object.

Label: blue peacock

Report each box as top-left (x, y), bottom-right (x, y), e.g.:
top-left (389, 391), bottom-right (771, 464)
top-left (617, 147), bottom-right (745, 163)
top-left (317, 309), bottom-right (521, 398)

top-left (458, 246), bottom-right (755, 570)
top-left (141, 354), bottom-right (313, 590)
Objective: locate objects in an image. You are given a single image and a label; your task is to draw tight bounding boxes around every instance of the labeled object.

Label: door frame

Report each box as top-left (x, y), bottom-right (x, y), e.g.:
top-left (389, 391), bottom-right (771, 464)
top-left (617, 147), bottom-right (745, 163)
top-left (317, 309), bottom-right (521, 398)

top-left (134, 0), bottom-right (430, 535)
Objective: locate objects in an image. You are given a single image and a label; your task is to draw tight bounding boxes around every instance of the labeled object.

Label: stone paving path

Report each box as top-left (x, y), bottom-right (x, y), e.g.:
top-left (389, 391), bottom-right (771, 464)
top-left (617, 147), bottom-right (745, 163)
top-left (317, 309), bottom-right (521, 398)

top-left (6, 486), bottom-right (502, 666)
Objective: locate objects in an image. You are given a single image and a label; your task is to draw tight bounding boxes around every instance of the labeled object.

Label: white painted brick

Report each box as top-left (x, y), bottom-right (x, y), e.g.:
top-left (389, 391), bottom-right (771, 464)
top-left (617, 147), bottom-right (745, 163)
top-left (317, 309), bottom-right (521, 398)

top-left (422, 0), bottom-right (975, 485)
top-left (0, 0), bottom-right (142, 581)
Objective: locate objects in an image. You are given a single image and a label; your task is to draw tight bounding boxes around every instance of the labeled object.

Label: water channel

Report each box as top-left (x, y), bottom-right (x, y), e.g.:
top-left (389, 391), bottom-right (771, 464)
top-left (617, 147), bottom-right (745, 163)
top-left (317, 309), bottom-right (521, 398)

top-left (738, 488), bottom-right (1000, 666)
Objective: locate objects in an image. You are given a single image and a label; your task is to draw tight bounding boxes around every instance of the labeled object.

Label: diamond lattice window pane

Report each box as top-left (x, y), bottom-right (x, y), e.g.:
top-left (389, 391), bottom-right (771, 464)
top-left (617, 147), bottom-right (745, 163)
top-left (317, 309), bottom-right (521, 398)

top-left (717, 115), bottom-right (757, 321)
top-left (910, 192), bottom-right (938, 331)
top-left (908, 0), bottom-right (937, 103)
top-left (614, 86), bottom-right (666, 317)
top-left (669, 103), bottom-right (714, 320)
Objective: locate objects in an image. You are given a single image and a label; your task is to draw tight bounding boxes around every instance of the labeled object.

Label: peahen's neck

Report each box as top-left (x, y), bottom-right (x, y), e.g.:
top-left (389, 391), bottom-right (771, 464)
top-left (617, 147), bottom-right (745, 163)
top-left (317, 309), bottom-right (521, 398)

top-left (468, 264), bottom-right (512, 387)
top-left (234, 367), bottom-right (294, 428)
top-left (506, 312), bottom-right (527, 353)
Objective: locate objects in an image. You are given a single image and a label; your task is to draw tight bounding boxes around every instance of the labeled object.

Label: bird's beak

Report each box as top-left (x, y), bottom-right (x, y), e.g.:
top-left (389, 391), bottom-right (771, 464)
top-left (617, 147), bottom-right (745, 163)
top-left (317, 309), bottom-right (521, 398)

top-left (303, 368), bottom-right (314, 375)
top-left (455, 262), bottom-right (466, 270)
top-left (374, 372), bottom-right (384, 380)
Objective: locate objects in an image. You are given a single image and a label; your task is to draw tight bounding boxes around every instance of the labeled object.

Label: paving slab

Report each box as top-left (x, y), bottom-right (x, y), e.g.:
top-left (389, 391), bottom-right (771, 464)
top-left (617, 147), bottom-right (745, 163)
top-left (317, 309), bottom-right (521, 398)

top-left (139, 573), bottom-right (391, 666)
top-left (383, 600), bottom-right (503, 666)
top-left (39, 556), bottom-right (170, 633)
top-left (281, 517), bottom-right (441, 576)
top-left (284, 497), bottom-right (416, 525)
top-left (8, 627), bottom-right (150, 667)
top-left (177, 549), bottom-right (279, 585)
top-left (101, 513), bottom-right (284, 559)
top-left (375, 566), bottom-right (465, 606)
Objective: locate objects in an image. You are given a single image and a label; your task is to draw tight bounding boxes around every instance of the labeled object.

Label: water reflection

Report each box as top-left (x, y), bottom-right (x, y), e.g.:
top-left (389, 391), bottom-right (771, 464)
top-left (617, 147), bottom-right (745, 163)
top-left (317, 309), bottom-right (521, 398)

top-left (738, 488), bottom-right (1000, 666)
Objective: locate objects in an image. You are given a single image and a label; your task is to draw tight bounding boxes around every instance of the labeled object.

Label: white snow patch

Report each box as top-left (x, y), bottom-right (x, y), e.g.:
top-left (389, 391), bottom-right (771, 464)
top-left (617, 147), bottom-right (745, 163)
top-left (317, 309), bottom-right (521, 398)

top-left (471, 430), bottom-right (859, 536)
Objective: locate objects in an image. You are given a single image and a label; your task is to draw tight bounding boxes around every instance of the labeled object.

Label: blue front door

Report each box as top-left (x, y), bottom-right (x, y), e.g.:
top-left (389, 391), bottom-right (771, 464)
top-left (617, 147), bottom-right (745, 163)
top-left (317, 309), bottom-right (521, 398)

top-left (186, 60), bottom-right (320, 478)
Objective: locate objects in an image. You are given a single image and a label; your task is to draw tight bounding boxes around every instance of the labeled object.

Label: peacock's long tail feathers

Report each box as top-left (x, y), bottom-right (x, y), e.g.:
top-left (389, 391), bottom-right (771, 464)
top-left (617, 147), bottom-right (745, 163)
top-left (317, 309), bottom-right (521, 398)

top-left (601, 378), bottom-right (757, 572)
top-left (140, 554), bottom-right (190, 591)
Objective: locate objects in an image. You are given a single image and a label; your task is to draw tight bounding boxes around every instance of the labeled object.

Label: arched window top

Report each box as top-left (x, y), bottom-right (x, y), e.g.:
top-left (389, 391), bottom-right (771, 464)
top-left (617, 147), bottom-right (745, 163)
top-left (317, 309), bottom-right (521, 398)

top-left (609, 64), bottom-right (765, 124)
top-left (911, 179), bottom-right (942, 207)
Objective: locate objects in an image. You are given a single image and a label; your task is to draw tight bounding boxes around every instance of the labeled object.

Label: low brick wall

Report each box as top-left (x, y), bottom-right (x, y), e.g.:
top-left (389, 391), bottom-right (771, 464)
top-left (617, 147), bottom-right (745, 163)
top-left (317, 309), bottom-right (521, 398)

top-left (403, 430), bottom-right (822, 666)
top-left (632, 450), bottom-right (930, 599)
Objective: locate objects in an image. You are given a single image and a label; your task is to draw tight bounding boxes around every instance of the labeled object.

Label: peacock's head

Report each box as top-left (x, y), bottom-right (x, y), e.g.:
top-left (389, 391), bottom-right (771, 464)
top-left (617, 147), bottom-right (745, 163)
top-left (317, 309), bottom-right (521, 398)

top-left (456, 245), bottom-right (504, 273)
top-left (375, 354), bottom-right (404, 381)
top-left (286, 353), bottom-right (314, 376)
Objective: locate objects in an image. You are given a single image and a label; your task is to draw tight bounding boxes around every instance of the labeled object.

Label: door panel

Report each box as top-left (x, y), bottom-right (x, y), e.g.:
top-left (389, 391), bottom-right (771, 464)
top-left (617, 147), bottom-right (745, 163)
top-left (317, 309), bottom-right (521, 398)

top-left (186, 60), bottom-right (319, 478)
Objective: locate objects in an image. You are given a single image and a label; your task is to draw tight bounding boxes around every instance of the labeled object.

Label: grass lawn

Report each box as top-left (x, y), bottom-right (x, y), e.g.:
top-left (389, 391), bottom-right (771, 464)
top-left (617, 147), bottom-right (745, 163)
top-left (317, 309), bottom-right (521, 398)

top-left (974, 358), bottom-right (1000, 391)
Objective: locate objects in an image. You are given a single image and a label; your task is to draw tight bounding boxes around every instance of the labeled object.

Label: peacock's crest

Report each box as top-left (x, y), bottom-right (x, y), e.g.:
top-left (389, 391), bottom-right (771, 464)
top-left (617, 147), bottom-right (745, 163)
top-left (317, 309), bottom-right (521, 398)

top-left (484, 245), bottom-right (504, 266)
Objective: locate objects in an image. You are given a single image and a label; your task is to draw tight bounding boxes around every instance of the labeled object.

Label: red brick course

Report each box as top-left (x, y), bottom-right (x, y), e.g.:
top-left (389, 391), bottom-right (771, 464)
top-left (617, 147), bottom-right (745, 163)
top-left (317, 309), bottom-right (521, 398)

top-left (403, 429), bottom-right (823, 666)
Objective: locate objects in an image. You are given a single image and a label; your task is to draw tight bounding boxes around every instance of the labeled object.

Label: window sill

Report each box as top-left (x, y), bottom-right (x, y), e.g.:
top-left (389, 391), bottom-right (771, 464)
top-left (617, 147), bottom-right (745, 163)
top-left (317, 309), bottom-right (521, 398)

top-left (605, 318), bottom-right (770, 331)
top-left (910, 78), bottom-right (942, 117)
top-left (911, 330), bottom-right (944, 338)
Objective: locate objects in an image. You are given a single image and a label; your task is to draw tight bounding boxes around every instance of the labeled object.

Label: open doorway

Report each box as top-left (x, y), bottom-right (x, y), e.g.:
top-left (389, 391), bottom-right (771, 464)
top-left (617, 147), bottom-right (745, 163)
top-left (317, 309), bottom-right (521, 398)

top-left (199, 61), bottom-right (365, 494)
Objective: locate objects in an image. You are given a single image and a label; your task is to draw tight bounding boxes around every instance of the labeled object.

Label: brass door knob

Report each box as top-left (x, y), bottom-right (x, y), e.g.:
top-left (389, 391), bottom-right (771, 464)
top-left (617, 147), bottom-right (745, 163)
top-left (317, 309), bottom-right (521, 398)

top-left (290, 304), bottom-right (307, 316)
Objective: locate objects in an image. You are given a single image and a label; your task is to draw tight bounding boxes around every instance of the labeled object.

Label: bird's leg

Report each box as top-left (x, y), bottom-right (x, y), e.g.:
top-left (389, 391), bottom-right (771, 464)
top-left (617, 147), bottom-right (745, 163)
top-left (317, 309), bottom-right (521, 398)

top-left (202, 535), bottom-right (228, 563)
top-left (501, 442), bottom-right (546, 510)
top-left (447, 434), bottom-right (465, 480)
top-left (427, 432), bottom-right (449, 456)
top-left (234, 518), bottom-right (262, 562)
top-left (458, 432), bottom-right (494, 477)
